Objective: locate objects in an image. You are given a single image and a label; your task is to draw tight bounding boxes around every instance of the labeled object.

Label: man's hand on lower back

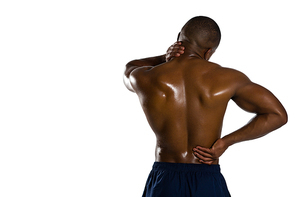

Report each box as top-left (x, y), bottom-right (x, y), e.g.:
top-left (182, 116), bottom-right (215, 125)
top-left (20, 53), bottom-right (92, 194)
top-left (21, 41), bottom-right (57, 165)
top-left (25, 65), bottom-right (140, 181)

top-left (165, 41), bottom-right (185, 62)
top-left (192, 138), bottom-right (229, 165)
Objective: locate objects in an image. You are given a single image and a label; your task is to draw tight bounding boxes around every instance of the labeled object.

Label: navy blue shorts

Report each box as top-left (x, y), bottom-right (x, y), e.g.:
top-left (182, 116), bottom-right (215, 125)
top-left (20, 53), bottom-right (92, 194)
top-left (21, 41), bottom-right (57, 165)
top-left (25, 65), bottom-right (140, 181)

top-left (142, 162), bottom-right (230, 197)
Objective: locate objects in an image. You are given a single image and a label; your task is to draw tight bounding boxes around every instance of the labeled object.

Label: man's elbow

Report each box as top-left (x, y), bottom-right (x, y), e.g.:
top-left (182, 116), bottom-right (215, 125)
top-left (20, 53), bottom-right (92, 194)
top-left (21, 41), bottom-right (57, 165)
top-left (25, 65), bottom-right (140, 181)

top-left (123, 74), bottom-right (135, 93)
top-left (280, 110), bottom-right (288, 125)
top-left (277, 109), bottom-right (288, 127)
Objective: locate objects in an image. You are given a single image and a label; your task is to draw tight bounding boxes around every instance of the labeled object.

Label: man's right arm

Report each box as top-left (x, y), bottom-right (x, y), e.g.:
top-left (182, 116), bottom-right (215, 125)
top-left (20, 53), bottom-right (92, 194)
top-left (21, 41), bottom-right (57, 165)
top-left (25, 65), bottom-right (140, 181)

top-left (223, 79), bottom-right (288, 146)
top-left (193, 72), bottom-right (288, 164)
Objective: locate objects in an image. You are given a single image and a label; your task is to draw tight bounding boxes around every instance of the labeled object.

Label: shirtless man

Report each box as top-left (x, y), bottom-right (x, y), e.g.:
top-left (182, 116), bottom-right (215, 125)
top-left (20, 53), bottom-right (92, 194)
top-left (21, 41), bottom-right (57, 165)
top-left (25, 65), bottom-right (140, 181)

top-left (123, 16), bottom-right (287, 197)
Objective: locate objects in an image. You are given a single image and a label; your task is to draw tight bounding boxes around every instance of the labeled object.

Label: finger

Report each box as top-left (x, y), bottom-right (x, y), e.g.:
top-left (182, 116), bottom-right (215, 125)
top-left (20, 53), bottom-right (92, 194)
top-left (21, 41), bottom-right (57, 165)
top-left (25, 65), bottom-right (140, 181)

top-left (172, 45), bottom-right (185, 50)
top-left (193, 148), bottom-right (212, 158)
top-left (168, 51), bottom-right (181, 58)
top-left (193, 152), bottom-right (213, 162)
top-left (193, 152), bottom-right (206, 163)
top-left (196, 146), bottom-right (212, 154)
top-left (200, 160), bottom-right (213, 165)
top-left (194, 149), bottom-right (212, 158)
top-left (168, 52), bottom-right (180, 58)
top-left (171, 47), bottom-right (180, 52)
top-left (172, 44), bottom-right (183, 50)
top-left (178, 50), bottom-right (184, 54)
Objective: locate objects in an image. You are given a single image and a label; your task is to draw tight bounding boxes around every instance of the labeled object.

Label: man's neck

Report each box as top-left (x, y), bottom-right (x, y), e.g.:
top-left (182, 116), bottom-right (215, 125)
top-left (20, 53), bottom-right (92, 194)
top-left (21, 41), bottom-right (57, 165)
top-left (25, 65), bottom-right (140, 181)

top-left (179, 41), bottom-right (206, 60)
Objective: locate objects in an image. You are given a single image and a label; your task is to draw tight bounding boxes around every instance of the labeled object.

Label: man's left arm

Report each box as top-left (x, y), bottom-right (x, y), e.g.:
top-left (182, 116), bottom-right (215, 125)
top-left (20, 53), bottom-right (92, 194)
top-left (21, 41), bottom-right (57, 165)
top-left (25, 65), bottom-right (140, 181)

top-left (123, 42), bottom-right (185, 92)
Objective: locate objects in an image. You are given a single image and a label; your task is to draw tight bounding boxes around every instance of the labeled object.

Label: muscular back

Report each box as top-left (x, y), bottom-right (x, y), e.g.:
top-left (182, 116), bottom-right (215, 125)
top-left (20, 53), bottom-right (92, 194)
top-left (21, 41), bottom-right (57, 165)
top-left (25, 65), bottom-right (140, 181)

top-left (130, 57), bottom-right (246, 164)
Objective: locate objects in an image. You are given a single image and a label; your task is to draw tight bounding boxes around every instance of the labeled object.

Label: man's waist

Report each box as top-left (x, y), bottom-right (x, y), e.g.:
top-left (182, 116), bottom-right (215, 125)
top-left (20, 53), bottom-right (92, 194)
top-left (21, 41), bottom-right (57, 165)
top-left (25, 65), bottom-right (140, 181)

top-left (155, 146), bottom-right (219, 165)
top-left (152, 162), bottom-right (221, 172)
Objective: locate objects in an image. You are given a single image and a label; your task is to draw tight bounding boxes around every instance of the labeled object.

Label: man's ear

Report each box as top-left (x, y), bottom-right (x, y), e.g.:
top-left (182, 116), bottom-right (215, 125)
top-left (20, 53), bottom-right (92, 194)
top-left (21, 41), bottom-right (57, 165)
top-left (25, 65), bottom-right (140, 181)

top-left (177, 32), bottom-right (180, 41)
top-left (205, 48), bottom-right (215, 60)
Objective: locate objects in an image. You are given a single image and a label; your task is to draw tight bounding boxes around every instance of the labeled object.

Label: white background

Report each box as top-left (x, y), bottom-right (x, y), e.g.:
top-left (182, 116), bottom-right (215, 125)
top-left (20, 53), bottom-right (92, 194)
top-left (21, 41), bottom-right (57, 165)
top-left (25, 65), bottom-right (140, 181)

top-left (0, 0), bottom-right (295, 196)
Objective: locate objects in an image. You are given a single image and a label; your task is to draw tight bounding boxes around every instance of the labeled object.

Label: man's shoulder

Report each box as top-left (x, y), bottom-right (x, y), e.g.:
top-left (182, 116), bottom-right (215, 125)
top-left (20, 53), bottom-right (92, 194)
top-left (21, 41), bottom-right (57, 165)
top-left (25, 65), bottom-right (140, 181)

top-left (202, 63), bottom-right (252, 95)
top-left (211, 64), bottom-right (250, 82)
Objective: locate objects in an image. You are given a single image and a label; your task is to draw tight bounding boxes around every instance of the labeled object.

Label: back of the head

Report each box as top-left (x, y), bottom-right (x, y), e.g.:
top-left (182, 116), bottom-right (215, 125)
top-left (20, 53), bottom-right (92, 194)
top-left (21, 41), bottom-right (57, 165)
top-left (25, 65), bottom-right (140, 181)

top-left (179, 16), bottom-right (221, 51)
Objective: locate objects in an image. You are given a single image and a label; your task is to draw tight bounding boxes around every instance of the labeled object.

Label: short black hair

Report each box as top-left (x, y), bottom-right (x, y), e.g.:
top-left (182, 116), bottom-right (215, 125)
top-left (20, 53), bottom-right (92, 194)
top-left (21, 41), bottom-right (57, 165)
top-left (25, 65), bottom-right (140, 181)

top-left (180, 16), bottom-right (221, 49)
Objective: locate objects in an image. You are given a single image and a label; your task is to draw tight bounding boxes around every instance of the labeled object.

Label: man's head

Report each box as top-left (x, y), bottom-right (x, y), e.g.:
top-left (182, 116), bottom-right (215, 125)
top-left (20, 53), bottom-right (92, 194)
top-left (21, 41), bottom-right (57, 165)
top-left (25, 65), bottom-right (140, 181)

top-left (178, 16), bottom-right (221, 60)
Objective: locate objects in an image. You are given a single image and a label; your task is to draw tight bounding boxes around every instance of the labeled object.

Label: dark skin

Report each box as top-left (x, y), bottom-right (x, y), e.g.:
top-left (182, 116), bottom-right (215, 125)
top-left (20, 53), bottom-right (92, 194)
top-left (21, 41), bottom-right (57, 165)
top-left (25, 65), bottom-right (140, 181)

top-left (124, 41), bottom-right (287, 165)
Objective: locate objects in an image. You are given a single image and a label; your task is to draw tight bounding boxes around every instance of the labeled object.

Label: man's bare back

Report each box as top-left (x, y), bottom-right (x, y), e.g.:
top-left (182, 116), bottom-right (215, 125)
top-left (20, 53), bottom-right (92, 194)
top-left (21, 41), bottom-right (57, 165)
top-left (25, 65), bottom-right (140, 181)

top-left (130, 53), bottom-right (237, 164)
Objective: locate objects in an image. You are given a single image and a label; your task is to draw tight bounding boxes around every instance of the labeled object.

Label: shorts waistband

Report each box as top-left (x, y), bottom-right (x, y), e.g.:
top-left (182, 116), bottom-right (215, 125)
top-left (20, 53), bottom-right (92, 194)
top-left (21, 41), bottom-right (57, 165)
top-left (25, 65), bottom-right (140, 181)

top-left (152, 162), bottom-right (221, 173)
